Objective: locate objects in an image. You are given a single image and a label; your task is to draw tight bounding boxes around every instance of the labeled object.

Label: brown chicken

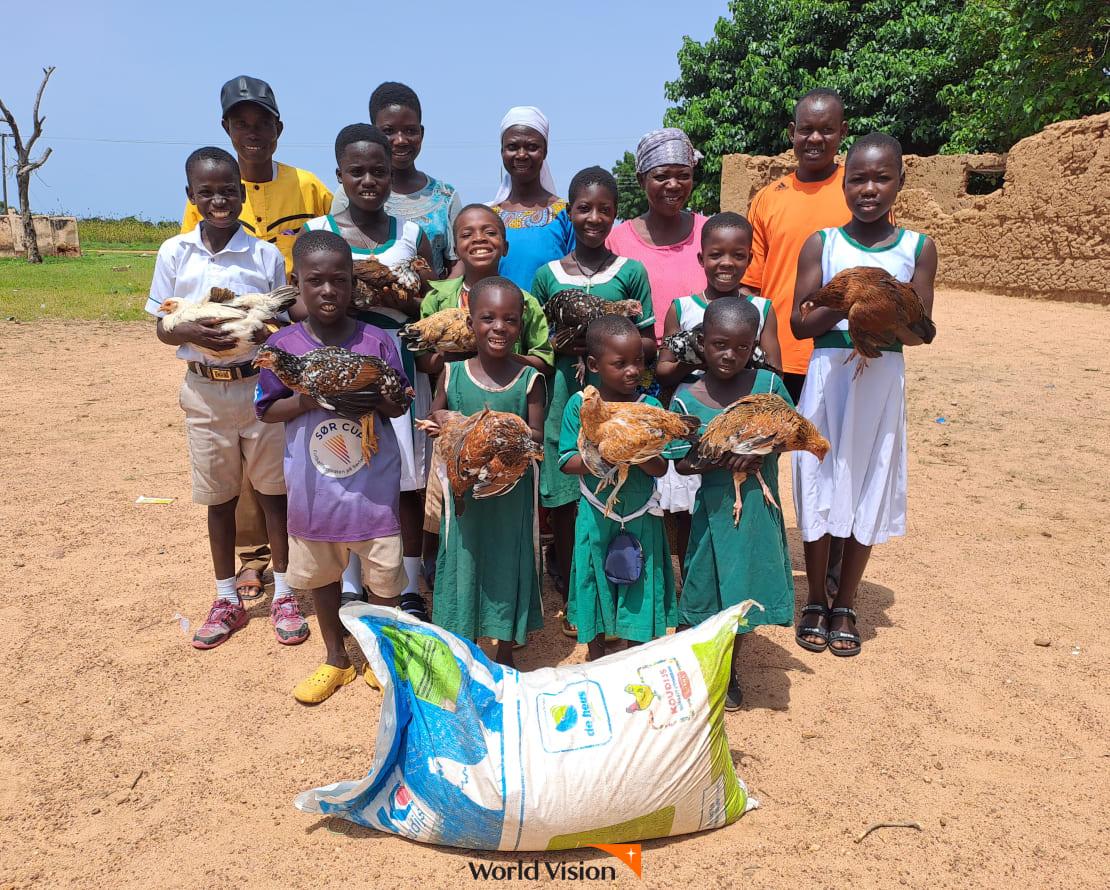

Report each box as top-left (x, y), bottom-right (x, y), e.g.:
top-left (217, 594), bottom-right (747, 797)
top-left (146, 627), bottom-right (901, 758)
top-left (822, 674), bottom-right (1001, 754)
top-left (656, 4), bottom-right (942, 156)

top-left (398, 307), bottom-right (476, 354)
top-left (543, 289), bottom-right (643, 350)
top-left (253, 344), bottom-right (414, 463)
top-left (349, 255), bottom-right (432, 310)
top-left (689, 393), bottom-right (830, 525)
top-left (577, 385), bottom-right (700, 517)
top-left (417, 408), bottom-right (543, 505)
top-left (801, 266), bottom-right (936, 376)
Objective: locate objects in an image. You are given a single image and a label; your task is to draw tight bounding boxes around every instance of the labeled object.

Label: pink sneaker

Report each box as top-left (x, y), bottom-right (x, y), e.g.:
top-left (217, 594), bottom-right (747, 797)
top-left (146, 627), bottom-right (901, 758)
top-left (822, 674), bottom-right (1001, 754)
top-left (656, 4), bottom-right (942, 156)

top-left (192, 599), bottom-right (248, 649)
top-left (270, 596), bottom-right (309, 645)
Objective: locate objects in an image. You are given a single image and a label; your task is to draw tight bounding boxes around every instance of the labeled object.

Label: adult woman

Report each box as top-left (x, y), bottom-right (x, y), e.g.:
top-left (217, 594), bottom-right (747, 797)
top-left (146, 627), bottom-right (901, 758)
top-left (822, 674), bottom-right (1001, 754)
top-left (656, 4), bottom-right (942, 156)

top-left (607, 128), bottom-right (708, 340)
top-left (331, 82), bottom-right (462, 278)
top-left (488, 106), bottom-right (574, 291)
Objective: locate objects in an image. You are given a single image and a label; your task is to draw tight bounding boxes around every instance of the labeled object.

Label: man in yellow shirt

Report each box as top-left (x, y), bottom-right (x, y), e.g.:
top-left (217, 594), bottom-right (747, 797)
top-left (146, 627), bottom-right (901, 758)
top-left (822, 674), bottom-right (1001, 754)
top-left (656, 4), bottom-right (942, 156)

top-left (181, 76), bottom-right (333, 598)
top-left (181, 75), bottom-right (332, 276)
top-left (742, 88), bottom-right (850, 403)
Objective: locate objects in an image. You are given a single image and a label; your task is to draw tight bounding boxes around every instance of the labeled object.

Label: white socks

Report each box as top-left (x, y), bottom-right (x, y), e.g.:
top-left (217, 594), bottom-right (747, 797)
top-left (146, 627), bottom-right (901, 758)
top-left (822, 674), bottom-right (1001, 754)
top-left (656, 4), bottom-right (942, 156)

top-left (402, 556), bottom-right (421, 595)
top-left (272, 571), bottom-right (292, 601)
top-left (341, 551), bottom-right (363, 596)
top-left (215, 576), bottom-right (238, 604)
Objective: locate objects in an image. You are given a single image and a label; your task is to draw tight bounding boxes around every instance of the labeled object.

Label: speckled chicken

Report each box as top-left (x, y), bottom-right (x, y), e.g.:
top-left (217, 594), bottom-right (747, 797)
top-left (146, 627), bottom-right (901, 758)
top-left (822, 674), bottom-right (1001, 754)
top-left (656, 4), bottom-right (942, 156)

top-left (543, 289), bottom-right (642, 350)
top-left (689, 393), bottom-right (829, 525)
top-left (661, 324), bottom-right (704, 365)
top-left (157, 285), bottom-right (298, 362)
top-left (253, 344), bottom-right (414, 463)
top-left (350, 255), bottom-right (431, 310)
top-left (802, 266), bottom-right (936, 376)
top-left (398, 307), bottom-right (476, 354)
top-left (417, 408), bottom-right (542, 502)
top-left (577, 385), bottom-right (700, 517)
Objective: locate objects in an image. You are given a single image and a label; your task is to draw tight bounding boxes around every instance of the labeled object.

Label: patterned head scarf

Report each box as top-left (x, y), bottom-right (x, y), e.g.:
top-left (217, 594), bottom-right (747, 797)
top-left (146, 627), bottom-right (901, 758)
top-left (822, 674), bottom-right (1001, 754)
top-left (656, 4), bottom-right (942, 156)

top-left (635, 127), bottom-right (703, 174)
top-left (491, 106), bottom-right (559, 205)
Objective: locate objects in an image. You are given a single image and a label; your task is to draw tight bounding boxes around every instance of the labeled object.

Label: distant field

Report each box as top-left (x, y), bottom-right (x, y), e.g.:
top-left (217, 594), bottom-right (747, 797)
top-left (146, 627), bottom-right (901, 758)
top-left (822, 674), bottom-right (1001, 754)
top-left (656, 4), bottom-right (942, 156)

top-left (0, 253), bottom-right (157, 321)
top-left (78, 216), bottom-right (178, 251)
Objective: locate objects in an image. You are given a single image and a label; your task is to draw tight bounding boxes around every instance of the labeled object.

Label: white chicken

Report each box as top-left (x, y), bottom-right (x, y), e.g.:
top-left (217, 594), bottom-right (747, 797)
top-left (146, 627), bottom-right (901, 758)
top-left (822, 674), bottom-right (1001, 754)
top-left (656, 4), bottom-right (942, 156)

top-left (158, 285), bottom-right (297, 361)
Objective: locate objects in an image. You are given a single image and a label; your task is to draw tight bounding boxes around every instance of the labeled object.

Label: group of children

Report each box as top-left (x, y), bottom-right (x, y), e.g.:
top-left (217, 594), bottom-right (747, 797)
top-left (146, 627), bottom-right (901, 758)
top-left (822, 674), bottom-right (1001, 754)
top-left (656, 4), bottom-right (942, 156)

top-left (149, 76), bottom-right (935, 709)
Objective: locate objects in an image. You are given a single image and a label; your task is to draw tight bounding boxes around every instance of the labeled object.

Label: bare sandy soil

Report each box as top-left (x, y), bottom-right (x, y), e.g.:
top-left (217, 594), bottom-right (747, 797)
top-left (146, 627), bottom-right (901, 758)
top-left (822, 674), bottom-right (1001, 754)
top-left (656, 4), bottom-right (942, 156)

top-left (1, 289), bottom-right (1107, 889)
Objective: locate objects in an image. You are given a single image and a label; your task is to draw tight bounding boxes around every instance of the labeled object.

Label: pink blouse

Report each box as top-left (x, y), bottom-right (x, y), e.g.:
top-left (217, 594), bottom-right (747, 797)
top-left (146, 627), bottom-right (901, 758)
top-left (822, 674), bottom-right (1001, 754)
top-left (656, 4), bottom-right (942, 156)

top-left (607, 213), bottom-right (707, 339)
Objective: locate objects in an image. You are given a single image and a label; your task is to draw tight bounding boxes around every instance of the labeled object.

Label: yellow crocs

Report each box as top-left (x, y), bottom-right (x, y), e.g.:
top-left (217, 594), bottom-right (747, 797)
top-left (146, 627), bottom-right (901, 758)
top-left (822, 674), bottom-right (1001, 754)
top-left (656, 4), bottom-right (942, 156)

top-left (364, 666), bottom-right (381, 691)
top-left (293, 664), bottom-right (356, 704)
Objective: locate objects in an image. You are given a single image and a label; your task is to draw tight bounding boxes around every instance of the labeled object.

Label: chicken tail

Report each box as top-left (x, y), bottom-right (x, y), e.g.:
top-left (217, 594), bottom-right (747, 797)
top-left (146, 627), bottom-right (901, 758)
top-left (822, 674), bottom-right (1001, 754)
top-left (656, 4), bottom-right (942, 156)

top-left (269, 285), bottom-right (300, 313)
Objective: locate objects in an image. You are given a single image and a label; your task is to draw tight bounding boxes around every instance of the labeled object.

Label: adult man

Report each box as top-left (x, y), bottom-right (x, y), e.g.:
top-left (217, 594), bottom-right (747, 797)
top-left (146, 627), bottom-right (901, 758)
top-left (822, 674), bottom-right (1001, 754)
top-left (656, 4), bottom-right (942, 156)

top-left (742, 88), bottom-right (850, 403)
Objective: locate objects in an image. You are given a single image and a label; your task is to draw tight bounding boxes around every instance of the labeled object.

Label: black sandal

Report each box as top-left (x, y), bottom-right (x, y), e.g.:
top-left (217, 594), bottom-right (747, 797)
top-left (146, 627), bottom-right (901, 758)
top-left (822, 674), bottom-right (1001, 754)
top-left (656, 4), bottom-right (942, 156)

top-left (795, 603), bottom-right (830, 653)
top-left (724, 675), bottom-right (743, 711)
top-left (400, 592), bottom-right (430, 623)
top-left (827, 607), bottom-right (861, 657)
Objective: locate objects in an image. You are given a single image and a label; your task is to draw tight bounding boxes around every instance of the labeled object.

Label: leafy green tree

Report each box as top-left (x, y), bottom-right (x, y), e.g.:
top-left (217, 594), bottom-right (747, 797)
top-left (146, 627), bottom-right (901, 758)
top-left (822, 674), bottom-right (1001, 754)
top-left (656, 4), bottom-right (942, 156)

top-left (941, 0), bottom-right (1110, 151)
top-left (611, 151), bottom-right (649, 221)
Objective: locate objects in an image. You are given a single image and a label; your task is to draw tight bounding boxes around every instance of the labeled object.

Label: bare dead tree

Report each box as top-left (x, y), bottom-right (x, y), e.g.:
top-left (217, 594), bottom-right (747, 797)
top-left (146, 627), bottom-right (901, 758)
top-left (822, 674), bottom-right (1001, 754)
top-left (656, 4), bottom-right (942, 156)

top-left (0, 66), bottom-right (56, 263)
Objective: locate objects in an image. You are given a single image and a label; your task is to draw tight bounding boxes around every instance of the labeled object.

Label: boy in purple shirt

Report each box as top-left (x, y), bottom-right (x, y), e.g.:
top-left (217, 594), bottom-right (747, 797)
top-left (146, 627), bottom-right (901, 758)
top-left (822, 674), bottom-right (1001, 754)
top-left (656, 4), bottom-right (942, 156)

top-left (256, 230), bottom-right (409, 704)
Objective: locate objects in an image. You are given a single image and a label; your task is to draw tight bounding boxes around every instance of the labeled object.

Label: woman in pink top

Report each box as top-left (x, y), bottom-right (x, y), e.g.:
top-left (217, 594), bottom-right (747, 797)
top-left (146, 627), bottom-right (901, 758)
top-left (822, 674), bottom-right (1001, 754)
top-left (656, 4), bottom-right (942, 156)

top-left (607, 128), bottom-right (708, 340)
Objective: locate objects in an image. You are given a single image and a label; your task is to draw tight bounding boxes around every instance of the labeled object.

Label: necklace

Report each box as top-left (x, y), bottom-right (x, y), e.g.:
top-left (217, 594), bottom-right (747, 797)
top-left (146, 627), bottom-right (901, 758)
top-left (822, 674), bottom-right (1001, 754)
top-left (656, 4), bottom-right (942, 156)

top-left (572, 249), bottom-right (615, 293)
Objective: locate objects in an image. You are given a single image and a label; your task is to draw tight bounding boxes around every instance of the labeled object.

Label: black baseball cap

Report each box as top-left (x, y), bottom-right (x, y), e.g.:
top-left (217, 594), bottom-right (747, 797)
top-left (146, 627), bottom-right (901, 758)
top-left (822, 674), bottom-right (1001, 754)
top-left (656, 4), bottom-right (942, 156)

top-left (220, 76), bottom-right (280, 120)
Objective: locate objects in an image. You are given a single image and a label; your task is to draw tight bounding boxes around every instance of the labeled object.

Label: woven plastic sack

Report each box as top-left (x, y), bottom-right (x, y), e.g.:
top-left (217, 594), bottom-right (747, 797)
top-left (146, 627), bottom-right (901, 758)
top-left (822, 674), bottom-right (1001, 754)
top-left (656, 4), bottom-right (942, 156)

top-left (294, 601), bottom-right (760, 850)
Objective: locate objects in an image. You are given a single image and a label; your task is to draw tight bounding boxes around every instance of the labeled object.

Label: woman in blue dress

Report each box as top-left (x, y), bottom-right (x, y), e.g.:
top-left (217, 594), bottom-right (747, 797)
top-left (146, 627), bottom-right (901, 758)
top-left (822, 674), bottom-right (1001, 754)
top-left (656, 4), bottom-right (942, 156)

top-left (487, 106), bottom-right (575, 290)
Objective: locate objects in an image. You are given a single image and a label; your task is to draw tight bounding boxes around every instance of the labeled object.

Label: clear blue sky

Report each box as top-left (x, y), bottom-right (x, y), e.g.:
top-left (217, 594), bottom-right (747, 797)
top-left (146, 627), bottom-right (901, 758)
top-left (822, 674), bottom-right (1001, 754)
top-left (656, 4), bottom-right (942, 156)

top-left (5, 0), bottom-right (727, 221)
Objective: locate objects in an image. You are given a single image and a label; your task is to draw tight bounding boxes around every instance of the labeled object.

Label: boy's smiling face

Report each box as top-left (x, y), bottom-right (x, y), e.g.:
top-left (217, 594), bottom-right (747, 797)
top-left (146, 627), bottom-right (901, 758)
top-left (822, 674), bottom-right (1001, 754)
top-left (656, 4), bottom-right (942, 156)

top-left (185, 160), bottom-right (244, 229)
top-left (468, 285), bottom-right (522, 358)
top-left (337, 141), bottom-right (391, 213)
top-left (221, 102), bottom-right (282, 167)
top-left (789, 98), bottom-right (847, 177)
top-left (698, 226), bottom-right (752, 295)
top-left (454, 207), bottom-right (507, 276)
top-left (292, 249), bottom-right (353, 327)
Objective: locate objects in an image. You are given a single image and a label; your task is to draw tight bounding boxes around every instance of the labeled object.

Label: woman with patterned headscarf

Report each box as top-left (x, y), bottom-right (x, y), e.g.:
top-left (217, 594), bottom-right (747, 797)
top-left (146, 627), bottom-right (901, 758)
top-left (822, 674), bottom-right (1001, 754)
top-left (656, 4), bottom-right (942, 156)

top-left (607, 127), bottom-right (708, 340)
top-left (488, 106), bottom-right (575, 290)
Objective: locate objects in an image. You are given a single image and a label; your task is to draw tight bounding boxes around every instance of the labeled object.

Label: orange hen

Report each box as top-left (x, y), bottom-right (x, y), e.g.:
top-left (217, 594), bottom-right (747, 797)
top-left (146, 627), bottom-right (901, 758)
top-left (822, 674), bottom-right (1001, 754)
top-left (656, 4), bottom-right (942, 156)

top-left (802, 266), bottom-right (936, 376)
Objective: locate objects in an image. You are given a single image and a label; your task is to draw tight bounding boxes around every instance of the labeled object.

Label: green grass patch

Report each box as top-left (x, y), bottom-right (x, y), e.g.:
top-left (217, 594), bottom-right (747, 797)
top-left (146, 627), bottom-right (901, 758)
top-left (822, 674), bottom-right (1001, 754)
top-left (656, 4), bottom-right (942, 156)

top-left (0, 253), bottom-right (157, 321)
top-left (78, 216), bottom-right (178, 252)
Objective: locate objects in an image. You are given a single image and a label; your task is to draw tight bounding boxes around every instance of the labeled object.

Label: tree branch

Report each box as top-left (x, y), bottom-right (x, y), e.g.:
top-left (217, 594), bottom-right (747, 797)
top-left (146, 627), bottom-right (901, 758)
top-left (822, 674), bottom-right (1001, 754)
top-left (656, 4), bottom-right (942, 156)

top-left (24, 66), bottom-right (55, 156)
top-left (18, 146), bottom-right (52, 176)
top-left (0, 96), bottom-right (24, 152)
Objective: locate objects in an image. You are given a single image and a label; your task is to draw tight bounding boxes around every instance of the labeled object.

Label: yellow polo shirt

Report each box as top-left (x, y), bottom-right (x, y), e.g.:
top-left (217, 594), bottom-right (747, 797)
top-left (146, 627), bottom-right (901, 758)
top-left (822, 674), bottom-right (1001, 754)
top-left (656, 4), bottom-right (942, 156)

top-left (182, 161), bottom-right (333, 274)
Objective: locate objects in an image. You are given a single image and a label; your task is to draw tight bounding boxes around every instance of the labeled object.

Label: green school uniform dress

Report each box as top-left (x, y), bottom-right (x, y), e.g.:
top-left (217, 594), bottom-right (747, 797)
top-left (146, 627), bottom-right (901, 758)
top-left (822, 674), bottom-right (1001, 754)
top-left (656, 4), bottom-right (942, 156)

top-left (557, 391), bottom-right (676, 644)
top-left (432, 361), bottom-right (545, 645)
top-left (668, 371), bottom-right (796, 629)
top-left (531, 257), bottom-right (655, 509)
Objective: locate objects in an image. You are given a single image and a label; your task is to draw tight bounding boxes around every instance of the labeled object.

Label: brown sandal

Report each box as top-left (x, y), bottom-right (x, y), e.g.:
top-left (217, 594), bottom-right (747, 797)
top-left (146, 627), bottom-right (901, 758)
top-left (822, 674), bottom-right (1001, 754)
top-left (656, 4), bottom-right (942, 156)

top-left (235, 566), bottom-right (265, 601)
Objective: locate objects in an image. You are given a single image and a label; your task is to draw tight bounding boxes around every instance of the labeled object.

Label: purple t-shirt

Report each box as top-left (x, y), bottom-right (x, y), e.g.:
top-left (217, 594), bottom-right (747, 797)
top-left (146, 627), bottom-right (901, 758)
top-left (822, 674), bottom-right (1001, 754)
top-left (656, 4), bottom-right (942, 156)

top-left (255, 321), bottom-right (408, 542)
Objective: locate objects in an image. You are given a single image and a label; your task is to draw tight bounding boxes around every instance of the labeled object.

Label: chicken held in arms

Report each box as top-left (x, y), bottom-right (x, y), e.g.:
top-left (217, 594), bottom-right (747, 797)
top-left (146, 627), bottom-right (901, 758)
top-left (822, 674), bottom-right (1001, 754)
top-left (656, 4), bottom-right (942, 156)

top-left (688, 393), bottom-right (829, 526)
top-left (399, 307), bottom-right (476, 354)
top-left (577, 385), bottom-right (700, 517)
top-left (661, 324), bottom-right (704, 366)
top-left (158, 285), bottom-right (299, 362)
top-left (801, 266), bottom-right (936, 376)
top-left (543, 289), bottom-right (643, 350)
top-left (253, 344), bottom-right (414, 463)
top-left (417, 408), bottom-right (543, 504)
top-left (350, 255), bottom-right (432, 311)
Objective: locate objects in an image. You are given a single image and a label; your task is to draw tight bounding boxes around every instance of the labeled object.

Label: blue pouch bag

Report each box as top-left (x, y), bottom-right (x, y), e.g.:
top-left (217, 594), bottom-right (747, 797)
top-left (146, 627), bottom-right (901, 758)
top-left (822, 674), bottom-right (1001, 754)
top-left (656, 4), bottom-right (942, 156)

top-left (604, 529), bottom-right (644, 585)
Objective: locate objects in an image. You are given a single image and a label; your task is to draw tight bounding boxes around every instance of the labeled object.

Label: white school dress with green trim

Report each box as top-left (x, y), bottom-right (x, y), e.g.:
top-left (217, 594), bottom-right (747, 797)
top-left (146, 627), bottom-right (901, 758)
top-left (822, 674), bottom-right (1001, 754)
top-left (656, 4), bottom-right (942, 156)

top-left (303, 214), bottom-right (431, 490)
top-left (792, 226), bottom-right (925, 546)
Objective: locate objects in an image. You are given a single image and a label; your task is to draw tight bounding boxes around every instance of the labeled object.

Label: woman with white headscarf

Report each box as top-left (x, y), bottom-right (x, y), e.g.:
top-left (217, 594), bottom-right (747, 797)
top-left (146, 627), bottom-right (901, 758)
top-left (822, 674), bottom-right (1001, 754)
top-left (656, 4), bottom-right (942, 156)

top-left (607, 127), bottom-right (708, 341)
top-left (488, 106), bottom-right (575, 290)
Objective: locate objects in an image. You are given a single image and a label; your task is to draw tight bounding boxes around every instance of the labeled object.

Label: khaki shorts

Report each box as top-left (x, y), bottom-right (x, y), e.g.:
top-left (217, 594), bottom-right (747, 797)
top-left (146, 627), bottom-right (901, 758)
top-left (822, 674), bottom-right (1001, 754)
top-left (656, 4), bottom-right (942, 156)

top-left (423, 453), bottom-right (444, 534)
top-left (287, 533), bottom-right (406, 596)
top-left (179, 371), bottom-right (286, 505)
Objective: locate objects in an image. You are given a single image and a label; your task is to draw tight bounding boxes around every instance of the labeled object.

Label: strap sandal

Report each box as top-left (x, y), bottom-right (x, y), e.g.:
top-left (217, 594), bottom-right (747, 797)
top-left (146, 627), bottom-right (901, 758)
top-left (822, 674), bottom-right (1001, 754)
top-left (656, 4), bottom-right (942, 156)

top-left (795, 603), bottom-right (830, 653)
top-left (400, 592), bottom-right (430, 623)
top-left (827, 607), bottom-right (862, 657)
top-left (234, 566), bottom-right (266, 601)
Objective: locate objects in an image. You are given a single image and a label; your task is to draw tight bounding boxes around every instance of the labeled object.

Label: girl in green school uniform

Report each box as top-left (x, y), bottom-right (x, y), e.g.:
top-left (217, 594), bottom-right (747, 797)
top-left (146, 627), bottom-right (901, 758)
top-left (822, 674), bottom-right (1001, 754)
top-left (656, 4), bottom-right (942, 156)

top-left (558, 315), bottom-right (676, 662)
top-left (531, 167), bottom-right (655, 631)
top-left (671, 298), bottom-right (796, 710)
top-left (426, 277), bottom-right (545, 668)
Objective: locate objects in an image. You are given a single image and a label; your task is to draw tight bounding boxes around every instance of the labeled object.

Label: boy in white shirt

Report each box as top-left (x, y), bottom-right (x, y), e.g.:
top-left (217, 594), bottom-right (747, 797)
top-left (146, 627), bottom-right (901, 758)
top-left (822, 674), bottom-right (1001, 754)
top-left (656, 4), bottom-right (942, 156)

top-left (147, 146), bottom-right (308, 650)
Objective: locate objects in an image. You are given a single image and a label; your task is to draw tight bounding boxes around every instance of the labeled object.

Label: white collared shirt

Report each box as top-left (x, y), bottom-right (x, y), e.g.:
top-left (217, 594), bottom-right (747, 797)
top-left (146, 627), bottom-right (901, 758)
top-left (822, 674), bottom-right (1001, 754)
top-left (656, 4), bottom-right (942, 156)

top-left (145, 224), bottom-right (286, 365)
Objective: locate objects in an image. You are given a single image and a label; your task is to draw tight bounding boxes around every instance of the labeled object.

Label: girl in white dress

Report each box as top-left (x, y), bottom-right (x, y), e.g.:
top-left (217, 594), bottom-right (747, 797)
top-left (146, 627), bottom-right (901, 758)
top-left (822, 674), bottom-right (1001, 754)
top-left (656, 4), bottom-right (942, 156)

top-left (790, 133), bottom-right (937, 657)
top-left (303, 124), bottom-right (437, 613)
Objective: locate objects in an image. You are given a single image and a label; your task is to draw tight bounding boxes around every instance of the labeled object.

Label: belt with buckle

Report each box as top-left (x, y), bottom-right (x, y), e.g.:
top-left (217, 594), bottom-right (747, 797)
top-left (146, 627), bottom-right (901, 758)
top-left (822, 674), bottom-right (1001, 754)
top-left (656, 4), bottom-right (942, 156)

top-left (187, 361), bottom-right (259, 381)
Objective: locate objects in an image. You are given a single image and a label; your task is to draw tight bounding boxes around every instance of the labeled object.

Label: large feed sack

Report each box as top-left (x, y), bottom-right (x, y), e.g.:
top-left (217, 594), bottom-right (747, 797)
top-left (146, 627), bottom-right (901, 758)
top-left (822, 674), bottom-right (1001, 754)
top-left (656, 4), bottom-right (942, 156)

top-left (295, 602), bottom-right (760, 850)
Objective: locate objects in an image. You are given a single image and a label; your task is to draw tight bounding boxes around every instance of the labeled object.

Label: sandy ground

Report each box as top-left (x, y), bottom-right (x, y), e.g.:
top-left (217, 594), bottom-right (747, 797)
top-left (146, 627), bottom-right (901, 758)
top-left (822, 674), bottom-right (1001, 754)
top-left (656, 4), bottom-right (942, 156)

top-left (1, 289), bottom-right (1108, 889)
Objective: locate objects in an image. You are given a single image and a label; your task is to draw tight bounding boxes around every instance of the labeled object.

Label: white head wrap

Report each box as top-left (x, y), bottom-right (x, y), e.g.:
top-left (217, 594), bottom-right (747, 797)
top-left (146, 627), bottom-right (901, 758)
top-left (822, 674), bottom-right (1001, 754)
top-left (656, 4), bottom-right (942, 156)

top-left (491, 106), bottom-right (558, 204)
top-left (635, 127), bottom-right (703, 174)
